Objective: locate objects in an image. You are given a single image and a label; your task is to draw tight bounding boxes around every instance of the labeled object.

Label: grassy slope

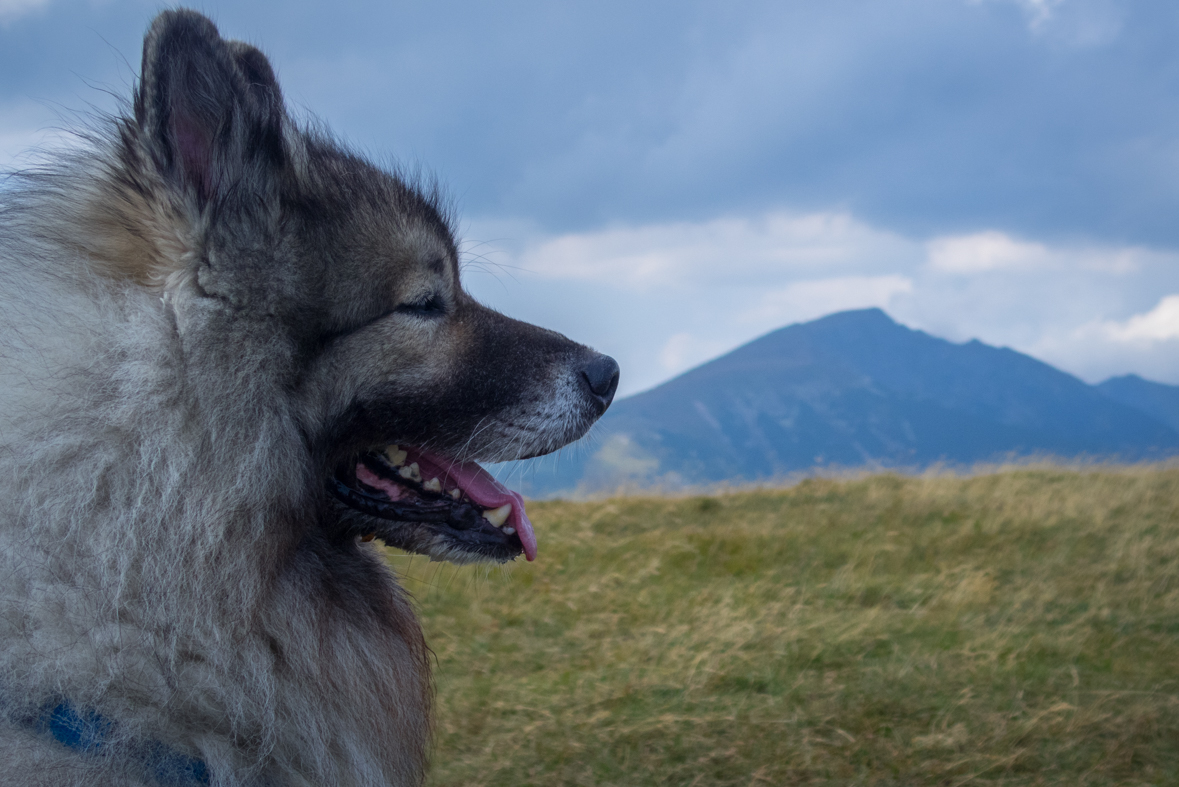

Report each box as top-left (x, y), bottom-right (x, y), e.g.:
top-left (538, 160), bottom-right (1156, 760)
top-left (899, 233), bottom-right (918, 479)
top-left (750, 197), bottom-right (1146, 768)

top-left (390, 467), bottom-right (1179, 786)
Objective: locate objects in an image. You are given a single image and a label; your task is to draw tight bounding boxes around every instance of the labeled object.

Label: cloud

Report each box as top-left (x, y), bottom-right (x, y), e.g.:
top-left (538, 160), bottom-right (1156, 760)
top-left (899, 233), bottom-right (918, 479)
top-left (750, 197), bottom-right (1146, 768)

top-left (1, 0), bottom-right (1176, 246)
top-left (1103, 295), bottom-right (1179, 342)
top-left (658, 332), bottom-right (730, 375)
top-left (968, 0), bottom-right (1123, 46)
top-left (927, 230), bottom-right (1162, 275)
top-left (1021, 293), bottom-right (1179, 385)
top-left (744, 275), bottom-right (914, 327)
top-left (0, 0), bottom-right (50, 25)
top-left (927, 231), bottom-right (1053, 273)
top-left (465, 210), bottom-right (927, 392)
top-left (466, 208), bottom-right (1179, 395)
top-left (0, 99), bottom-right (78, 169)
top-left (967, 0), bottom-right (1065, 30)
top-left (1012, 0), bottom-right (1064, 28)
top-left (503, 211), bottom-right (917, 290)
top-left (3, 0), bottom-right (1179, 395)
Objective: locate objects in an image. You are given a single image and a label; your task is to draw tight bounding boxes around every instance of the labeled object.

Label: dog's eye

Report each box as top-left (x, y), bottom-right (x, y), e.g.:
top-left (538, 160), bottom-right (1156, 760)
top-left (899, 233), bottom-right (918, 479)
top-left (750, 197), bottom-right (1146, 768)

top-left (321, 296), bottom-right (446, 343)
top-left (396, 295), bottom-right (446, 317)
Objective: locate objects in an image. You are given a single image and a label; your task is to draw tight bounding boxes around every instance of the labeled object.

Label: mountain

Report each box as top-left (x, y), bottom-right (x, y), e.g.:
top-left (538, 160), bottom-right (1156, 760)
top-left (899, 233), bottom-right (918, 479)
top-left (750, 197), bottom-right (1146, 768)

top-left (1095, 374), bottom-right (1179, 434)
top-left (507, 309), bottom-right (1179, 496)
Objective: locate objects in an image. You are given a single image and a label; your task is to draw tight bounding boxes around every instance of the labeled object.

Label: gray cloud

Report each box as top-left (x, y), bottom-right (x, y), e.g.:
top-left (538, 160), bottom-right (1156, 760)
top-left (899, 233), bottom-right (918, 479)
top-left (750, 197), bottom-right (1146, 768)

top-left (0, 0), bottom-right (50, 25)
top-left (6, 0), bottom-right (1179, 393)
top-left (7, 1), bottom-right (1179, 242)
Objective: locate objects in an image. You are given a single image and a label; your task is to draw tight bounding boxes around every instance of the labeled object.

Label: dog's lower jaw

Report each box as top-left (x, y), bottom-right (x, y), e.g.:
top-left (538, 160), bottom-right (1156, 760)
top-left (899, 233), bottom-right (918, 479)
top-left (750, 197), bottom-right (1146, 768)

top-left (327, 444), bottom-right (538, 563)
top-left (329, 497), bottom-right (521, 565)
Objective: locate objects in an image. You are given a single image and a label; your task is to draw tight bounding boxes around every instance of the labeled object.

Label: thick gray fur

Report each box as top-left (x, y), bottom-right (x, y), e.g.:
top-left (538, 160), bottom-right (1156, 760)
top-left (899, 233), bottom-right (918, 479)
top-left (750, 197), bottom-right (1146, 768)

top-left (0, 9), bottom-right (610, 785)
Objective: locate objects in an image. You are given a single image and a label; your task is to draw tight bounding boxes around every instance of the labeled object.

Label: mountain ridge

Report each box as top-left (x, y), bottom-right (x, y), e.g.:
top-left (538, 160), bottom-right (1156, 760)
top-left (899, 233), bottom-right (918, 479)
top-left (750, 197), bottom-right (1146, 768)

top-left (509, 308), bottom-right (1179, 496)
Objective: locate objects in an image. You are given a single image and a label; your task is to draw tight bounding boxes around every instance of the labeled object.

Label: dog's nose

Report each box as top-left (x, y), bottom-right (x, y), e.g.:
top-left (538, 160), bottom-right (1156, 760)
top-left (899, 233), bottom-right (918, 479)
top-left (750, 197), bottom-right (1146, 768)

top-left (581, 354), bottom-right (620, 413)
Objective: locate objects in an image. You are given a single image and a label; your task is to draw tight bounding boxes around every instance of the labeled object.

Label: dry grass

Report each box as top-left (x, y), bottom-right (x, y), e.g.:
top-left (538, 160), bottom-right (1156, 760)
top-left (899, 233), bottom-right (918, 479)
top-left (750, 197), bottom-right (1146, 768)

top-left (389, 466), bottom-right (1179, 786)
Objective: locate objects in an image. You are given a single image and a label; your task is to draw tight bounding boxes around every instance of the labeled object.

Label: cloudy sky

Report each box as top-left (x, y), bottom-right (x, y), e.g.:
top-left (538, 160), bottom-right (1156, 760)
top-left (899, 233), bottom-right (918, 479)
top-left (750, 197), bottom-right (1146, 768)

top-left (4, 0), bottom-right (1179, 395)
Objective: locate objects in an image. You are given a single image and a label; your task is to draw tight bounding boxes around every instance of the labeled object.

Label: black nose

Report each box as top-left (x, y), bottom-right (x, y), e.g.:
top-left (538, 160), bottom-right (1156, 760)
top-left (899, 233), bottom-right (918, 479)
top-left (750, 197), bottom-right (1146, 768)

top-left (580, 354), bottom-right (620, 412)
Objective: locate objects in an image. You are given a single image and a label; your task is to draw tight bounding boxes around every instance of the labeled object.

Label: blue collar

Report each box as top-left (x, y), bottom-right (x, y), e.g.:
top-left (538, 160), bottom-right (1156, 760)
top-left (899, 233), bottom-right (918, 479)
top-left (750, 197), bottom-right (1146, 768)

top-left (36, 700), bottom-right (210, 786)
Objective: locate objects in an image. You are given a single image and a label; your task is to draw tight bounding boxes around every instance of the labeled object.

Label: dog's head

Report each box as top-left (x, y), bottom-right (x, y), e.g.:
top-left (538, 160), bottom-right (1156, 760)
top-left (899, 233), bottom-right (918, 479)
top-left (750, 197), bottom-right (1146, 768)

top-left (109, 11), bottom-right (617, 564)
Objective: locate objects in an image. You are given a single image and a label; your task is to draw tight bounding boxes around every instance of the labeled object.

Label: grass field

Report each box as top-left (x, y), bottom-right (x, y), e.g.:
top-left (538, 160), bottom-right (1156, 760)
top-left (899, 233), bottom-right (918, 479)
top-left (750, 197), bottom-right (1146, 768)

top-left (389, 466), bottom-right (1179, 786)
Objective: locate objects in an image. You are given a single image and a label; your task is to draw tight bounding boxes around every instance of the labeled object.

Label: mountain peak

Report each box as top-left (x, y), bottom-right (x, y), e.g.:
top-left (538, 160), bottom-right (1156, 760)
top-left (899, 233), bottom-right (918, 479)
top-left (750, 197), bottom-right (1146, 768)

top-left (511, 309), bottom-right (1179, 496)
top-left (1101, 373), bottom-right (1147, 385)
top-left (809, 306), bottom-right (894, 325)
top-left (1096, 373), bottom-right (1179, 433)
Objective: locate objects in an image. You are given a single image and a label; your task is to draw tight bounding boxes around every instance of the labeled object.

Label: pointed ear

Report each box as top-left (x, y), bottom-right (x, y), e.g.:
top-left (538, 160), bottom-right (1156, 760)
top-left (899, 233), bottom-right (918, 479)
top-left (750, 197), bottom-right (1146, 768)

top-left (135, 10), bottom-right (286, 207)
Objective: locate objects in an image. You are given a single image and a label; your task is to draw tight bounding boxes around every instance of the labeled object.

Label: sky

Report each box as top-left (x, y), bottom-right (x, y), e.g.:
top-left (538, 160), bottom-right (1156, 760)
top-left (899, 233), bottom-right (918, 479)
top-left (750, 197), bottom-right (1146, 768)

top-left (4, 0), bottom-right (1179, 396)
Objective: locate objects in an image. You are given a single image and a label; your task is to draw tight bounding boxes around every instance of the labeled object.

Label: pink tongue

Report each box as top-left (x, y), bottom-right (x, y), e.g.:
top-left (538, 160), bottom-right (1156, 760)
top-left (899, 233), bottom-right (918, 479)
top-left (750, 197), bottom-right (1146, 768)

top-left (406, 447), bottom-right (537, 561)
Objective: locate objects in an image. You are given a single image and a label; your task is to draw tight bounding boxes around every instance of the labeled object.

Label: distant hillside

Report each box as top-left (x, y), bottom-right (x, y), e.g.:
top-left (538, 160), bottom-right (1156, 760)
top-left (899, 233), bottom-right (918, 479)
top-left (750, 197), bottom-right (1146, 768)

top-left (1096, 374), bottom-right (1179, 434)
top-left (507, 309), bottom-right (1179, 496)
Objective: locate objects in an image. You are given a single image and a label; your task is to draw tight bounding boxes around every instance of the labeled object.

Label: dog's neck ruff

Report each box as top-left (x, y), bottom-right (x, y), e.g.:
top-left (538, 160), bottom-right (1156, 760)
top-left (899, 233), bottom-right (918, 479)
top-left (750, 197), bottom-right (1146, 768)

top-left (28, 700), bottom-right (210, 785)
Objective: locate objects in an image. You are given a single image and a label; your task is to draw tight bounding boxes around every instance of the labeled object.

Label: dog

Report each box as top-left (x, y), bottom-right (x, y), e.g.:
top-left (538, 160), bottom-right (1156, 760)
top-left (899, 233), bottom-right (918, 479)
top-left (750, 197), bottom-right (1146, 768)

top-left (0, 9), bottom-right (617, 785)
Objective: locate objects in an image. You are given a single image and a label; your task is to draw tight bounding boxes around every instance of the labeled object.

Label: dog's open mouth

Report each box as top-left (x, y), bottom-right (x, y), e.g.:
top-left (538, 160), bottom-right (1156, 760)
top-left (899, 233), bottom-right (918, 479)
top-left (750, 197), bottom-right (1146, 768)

top-left (330, 445), bottom-right (536, 562)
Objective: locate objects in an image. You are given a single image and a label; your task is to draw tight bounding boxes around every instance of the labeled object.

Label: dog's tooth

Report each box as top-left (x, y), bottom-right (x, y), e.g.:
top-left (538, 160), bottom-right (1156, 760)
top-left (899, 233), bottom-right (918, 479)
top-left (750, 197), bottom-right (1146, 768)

top-left (385, 446), bottom-right (408, 467)
top-left (449, 488), bottom-right (462, 500)
top-left (408, 462), bottom-right (421, 482)
top-left (398, 466), bottom-right (415, 480)
top-left (423, 477), bottom-right (442, 492)
top-left (483, 503), bottom-right (512, 528)
top-left (503, 526), bottom-right (516, 536)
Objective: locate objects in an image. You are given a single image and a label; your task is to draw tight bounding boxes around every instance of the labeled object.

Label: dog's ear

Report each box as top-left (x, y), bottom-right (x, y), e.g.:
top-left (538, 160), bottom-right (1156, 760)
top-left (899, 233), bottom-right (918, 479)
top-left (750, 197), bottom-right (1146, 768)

top-left (135, 10), bottom-right (285, 208)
